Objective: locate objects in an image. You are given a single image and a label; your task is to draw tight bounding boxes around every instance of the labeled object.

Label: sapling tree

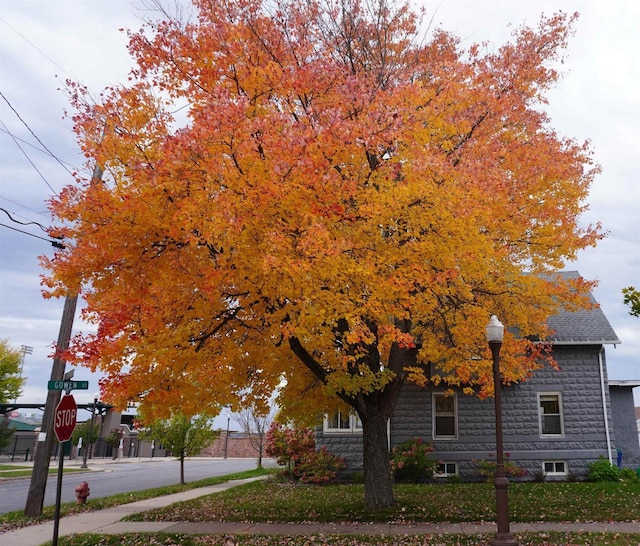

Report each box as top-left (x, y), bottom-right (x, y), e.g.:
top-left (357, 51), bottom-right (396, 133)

top-left (140, 412), bottom-right (217, 484)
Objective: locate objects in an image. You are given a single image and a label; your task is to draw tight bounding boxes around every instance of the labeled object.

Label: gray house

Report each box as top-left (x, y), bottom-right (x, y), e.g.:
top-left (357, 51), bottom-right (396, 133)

top-left (316, 272), bottom-right (640, 480)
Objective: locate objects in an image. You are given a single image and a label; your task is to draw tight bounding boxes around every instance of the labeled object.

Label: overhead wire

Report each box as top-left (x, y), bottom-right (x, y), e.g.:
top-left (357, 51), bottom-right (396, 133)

top-left (0, 223), bottom-right (64, 249)
top-left (0, 14), bottom-right (100, 214)
top-left (0, 119), bottom-right (58, 196)
top-left (0, 15), bottom-right (84, 255)
top-left (0, 126), bottom-right (78, 171)
top-left (0, 206), bottom-right (66, 249)
top-left (0, 90), bottom-right (75, 178)
top-left (1, 207), bottom-right (50, 233)
top-left (0, 195), bottom-right (49, 217)
top-left (0, 16), bottom-right (74, 80)
top-left (1, 15), bottom-right (81, 200)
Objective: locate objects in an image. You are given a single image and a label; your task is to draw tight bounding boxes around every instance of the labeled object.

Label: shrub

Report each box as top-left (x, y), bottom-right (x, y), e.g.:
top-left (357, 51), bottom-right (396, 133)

top-left (297, 447), bottom-right (345, 484)
top-left (619, 468), bottom-right (638, 482)
top-left (264, 422), bottom-right (315, 475)
top-left (264, 422), bottom-right (344, 484)
top-left (587, 456), bottom-right (620, 482)
top-left (390, 438), bottom-right (436, 483)
top-left (473, 456), bottom-right (528, 482)
top-left (532, 468), bottom-right (547, 482)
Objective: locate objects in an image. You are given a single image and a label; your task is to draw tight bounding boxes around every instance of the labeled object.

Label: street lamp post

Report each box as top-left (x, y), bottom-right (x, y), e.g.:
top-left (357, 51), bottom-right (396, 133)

top-left (80, 393), bottom-right (99, 469)
top-left (486, 315), bottom-right (519, 546)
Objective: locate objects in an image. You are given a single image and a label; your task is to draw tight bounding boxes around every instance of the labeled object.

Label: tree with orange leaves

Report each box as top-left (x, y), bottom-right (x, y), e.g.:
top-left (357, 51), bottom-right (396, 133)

top-left (45, 0), bottom-right (602, 508)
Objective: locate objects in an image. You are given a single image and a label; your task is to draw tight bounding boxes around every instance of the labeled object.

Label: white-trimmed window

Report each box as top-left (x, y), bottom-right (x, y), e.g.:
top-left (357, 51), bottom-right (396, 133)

top-left (543, 461), bottom-right (567, 476)
top-left (324, 412), bottom-right (362, 433)
top-left (433, 393), bottom-right (457, 439)
top-left (435, 462), bottom-right (458, 477)
top-left (538, 393), bottom-right (564, 436)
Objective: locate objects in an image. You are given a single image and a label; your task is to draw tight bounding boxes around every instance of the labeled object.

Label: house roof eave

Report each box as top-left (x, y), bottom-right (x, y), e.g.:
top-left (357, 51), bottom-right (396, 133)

top-left (531, 338), bottom-right (621, 346)
top-left (608, 380), bottom-right (640, 388)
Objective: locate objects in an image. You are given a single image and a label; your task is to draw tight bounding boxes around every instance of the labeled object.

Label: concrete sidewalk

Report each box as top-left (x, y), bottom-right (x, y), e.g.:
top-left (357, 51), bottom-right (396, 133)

top-left (0, 477), bottom-right (262, 546)
top-left (1, 476), bottom-right (639, 546)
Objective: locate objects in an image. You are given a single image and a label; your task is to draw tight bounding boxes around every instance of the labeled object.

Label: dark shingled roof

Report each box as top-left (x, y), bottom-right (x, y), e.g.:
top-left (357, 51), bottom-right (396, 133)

top-left (546, 271), bottom-right (620, 345)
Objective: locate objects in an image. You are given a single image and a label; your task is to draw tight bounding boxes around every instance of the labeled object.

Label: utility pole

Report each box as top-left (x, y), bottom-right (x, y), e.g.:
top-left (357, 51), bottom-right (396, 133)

top-left (24, 293), bottom-right (77, 516)
top-left (24, 163), bottom-right (103, 517)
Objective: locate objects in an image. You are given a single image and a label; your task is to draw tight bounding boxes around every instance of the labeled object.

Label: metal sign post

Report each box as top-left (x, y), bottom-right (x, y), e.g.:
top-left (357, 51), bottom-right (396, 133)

top-left (52, 440), bottom-right (66, 546)
top-left (52, 392), bottom-right (77, 546)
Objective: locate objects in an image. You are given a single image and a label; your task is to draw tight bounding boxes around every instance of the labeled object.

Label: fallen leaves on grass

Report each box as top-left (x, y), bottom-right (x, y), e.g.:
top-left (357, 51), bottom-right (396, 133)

top-left (58, 532), bottom-right (640, 546)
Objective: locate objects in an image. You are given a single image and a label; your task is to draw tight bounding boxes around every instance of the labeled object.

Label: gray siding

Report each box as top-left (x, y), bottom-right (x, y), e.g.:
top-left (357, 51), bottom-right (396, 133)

top-left (609, 386), bottom-right (640, 469)
top-left (315, 433), bottom-right (364, 476)
top-left (318, 344), bottom-right (617, 480)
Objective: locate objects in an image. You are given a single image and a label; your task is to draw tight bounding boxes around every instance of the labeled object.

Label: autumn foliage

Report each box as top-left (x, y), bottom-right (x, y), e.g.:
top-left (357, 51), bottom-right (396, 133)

top-left (390, 437), bottom-right (436, 483)
top-left (44, 0), bottom-right (602, 507)
top-left (265, 422), bottom-right (344, 484)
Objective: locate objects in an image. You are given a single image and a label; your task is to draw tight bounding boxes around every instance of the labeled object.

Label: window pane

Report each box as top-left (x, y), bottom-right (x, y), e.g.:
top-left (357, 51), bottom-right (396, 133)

top-left (539, 394), bottom-right (562, 436)
top-left (436, 462), bottom-right (457, 475)
top-left (328, 413), bottom-right (350, 429)
top-left (544, 461), bottom-right (566, 474)
top-left (325, 412), bottom-right (362, 433)
top-left (337, 413), bottom-right (350, 429)
top-left (542, 415), bottom-right (561, 435)
top-left (540, 398), bottom-right (559, 415)
top-left (328, 413), bottom-right (340, 429)
top-left (436, 395), bottom-right (455, 414)
top-left (435, 416), bottom-right (455, 436)
top-left (434, 394), bottom-right (457, 438)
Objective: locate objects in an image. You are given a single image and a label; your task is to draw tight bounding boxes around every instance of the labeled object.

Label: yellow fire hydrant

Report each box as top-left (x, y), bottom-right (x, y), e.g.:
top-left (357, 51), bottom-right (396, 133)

top-left (74, 481), bottom-right (90, 504)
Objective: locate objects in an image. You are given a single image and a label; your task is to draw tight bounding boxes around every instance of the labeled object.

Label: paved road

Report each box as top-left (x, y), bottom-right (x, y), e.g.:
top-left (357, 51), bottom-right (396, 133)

top-left (0, 457), bottom-right (261, 514)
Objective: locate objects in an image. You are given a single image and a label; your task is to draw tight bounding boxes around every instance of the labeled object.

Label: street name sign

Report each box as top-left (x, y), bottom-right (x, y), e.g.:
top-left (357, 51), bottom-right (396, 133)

top-left (53, 394), bottom-right (77, 443)
top-left (48, 380), bottom-right (89, 391)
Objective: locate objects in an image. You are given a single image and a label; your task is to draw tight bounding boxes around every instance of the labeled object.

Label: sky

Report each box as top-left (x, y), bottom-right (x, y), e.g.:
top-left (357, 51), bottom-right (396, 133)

top-left (1, 0), bottom-right (639, 421)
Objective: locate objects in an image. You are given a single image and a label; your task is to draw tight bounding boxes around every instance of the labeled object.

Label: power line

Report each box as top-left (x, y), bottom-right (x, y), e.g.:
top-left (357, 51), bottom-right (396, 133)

top-left (0, 126), bottom-right (78, 171)
top-left (0, 223), bottom-right (64, 249)
top-left (1, 207), bottom-right (50, 233)
top-left (0, 91), bottom-right (75, 177)
top-left (0, 17), bottom-right (75, 81)
top-left (0, 119), bottom-right (58, 196)
top-left (0, 195), bottom-right (49, 217)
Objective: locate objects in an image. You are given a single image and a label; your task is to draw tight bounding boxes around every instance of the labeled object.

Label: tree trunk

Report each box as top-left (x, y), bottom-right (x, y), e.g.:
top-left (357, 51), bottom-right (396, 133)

top-left (180, 453), bottom-right (185, 485)
top-left (361, 408), bottom-right (394, 509)
top-left (289, 335), bottom-right (412, 509)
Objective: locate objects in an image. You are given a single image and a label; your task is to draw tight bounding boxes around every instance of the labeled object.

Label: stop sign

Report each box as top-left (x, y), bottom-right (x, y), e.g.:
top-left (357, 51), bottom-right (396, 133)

top-left (54, 394), bottom-right (77, 442)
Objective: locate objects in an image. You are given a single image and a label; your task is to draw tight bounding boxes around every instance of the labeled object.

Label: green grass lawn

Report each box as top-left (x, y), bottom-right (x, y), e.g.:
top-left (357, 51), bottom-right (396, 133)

top-left (55, 533), bottom-right (640, 546)
top-left (0, 468), bottom-right (270, 532)
top-left (0, 464), bottom-right (32, 474)
top-left (0, 465), bottom-right (87, 478)
top-left (124, 479), bottom-right (640, 524)
top-left (7, 473), bottom-right (640, 546)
